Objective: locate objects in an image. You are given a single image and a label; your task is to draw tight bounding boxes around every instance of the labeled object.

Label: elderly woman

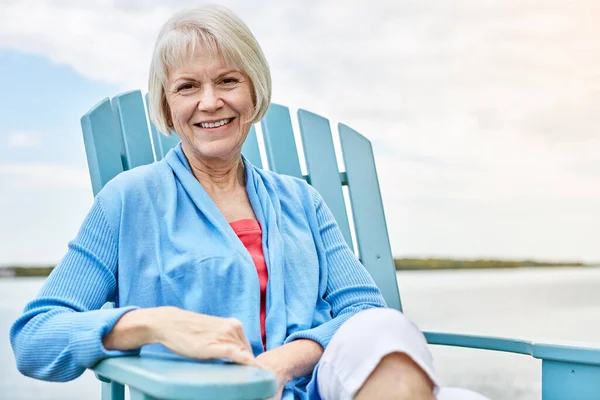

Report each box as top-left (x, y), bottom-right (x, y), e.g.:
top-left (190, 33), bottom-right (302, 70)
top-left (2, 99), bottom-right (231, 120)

top-left (11, 5), bottom-right (487, 400)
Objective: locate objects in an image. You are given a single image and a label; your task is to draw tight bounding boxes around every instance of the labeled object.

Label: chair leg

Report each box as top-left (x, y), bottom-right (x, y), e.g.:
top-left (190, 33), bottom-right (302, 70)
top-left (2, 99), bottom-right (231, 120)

top-left (542, 360), bottom-right (600, 400)
top-left (101, 381), bottom-right (125, 400)
top-left (129, 387), bottom-right (159, 400)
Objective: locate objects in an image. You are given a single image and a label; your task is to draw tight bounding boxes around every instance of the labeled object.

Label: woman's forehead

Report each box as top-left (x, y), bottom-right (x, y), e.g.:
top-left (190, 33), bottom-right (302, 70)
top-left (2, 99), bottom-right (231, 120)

top-left (168, 53), bottom-right (240, 80)
top-left (166, 40), bottom-right (241, 78)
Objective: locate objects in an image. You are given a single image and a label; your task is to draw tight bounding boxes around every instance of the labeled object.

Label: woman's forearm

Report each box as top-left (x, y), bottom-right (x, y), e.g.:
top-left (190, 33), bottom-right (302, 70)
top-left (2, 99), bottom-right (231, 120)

top-left (102, 307), bottom-right (162, 350)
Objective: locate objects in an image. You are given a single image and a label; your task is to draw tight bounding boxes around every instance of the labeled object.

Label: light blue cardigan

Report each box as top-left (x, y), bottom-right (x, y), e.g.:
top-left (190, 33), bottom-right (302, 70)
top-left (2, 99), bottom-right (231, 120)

top-left (11, 144), bottom-right (386, 399)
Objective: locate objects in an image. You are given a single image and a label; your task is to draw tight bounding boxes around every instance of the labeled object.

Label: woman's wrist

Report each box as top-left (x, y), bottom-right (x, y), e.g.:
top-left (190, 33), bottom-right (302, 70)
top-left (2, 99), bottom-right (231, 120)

top-left (256, 339), bottom-right (323, 384)
top-left (103, 307), bottom-right (169, 350)
top-left (273, 362), bottom-right (292, 386)
top-left (140, 306), bottom-right (174, 345)
top-left (256, 352), bottom-right (291, 386)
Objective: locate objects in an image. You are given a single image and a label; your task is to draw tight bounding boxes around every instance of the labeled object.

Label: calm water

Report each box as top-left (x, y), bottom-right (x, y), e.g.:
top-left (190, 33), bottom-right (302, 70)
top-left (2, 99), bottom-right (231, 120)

top-left (1, 267), bottom-right (599, 400)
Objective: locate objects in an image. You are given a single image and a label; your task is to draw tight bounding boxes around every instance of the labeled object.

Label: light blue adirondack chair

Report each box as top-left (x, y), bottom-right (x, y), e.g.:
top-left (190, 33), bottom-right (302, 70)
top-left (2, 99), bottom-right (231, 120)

top-left (81, 90), bottom-right (600, 400)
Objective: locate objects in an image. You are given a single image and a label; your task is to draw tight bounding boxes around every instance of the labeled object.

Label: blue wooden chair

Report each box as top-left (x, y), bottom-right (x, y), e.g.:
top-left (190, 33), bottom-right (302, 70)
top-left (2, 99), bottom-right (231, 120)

top-left (81, 90), bottom-right (600, 400)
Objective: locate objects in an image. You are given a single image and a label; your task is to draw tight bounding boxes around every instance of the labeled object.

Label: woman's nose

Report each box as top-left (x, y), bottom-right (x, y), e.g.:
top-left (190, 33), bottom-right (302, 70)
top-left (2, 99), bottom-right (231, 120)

top-left (197, 87), bottom-right (223, 112)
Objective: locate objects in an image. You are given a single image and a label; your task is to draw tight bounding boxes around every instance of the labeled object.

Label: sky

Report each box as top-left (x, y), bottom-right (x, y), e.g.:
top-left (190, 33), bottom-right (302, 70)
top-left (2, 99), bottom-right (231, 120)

top-left (0, 0), bottom-right (599, 265)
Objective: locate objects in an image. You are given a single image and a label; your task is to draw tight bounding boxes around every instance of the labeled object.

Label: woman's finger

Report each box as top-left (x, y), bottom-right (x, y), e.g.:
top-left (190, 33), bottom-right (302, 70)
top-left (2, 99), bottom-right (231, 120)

top-left (240, 330), bottom-right (253, 353)
top-left (224, 318), bottom-right (253, 353)
top-left (214, 344), bottom-right (256, 365)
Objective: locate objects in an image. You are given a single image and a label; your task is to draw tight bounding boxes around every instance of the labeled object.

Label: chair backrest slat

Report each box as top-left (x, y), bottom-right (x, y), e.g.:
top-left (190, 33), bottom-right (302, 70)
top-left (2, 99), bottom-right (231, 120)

top-left (297, 109), bottom-right (353, 250)
top-left (111, 91), bottom-right (155, 169)
top-left (260, 104), bottom-right (303, 179)
top-left (144, 93), bottom-right (181, 160)
top-left (338, 123), bottom-right (402, 311)
top-left (155, 131), bottom-right (181, 159)
top-left (149, 121), bottom-right (166, 160)
top-left (81, 98), bottom-right (124, 196)
top-left (242, 125), bottom-right (263, 168)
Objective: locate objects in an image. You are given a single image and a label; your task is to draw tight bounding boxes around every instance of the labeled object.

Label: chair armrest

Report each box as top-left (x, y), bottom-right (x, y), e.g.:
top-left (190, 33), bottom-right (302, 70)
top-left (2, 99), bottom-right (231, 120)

top-left (424, 330), bottom-right (600, 366)
top-left (533, 343), bottom-right (600, 366)
top-left (424, 331), bottom-right (534, 355)
top-left (93, 353), bottom-right (277, 400)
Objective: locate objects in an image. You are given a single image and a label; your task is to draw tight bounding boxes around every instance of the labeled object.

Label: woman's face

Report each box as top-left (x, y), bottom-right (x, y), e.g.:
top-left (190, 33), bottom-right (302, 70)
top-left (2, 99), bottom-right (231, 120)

top-left (165, 44), bottom-right (254, 164)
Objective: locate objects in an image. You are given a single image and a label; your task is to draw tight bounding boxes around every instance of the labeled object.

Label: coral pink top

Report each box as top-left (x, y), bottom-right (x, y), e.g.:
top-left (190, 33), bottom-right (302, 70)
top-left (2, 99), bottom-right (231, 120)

top-left (229, 219), bottom-right (268, 348)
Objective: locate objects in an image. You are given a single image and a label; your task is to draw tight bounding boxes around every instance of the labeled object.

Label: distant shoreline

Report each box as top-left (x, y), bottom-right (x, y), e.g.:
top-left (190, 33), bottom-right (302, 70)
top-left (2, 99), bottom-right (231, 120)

top-left (0, 259), bottom-right (596, 277)
top-left (393, 258), bottom-right (594, 271)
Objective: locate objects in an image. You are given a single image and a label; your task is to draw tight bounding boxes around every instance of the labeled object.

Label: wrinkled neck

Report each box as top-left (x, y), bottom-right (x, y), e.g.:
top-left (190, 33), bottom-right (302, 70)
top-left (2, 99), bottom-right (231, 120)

top-left (182, 149), bottom-right (245, 195)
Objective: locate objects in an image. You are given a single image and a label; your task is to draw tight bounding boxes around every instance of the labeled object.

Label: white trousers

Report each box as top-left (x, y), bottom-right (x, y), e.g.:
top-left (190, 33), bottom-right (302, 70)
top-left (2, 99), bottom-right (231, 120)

top-left (317, 308), bottom-right (490, 400)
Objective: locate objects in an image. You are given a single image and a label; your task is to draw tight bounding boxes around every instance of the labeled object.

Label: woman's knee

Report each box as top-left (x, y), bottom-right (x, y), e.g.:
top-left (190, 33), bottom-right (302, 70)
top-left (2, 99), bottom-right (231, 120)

top-left (354, 351), bottom-right (435, 400)
top-left (317, 308), bottom-right (439, 399)
top-left (332, 308), bottom-right (432, 365)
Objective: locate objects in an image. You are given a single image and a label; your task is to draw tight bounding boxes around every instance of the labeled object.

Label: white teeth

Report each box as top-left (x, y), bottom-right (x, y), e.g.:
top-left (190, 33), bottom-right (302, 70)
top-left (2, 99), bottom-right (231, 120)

top-left (199, 118), bottom-right (231, 128)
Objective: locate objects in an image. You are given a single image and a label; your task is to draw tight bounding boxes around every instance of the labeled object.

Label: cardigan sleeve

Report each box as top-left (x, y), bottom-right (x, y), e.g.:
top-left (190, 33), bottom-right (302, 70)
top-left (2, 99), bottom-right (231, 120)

top-left (284, 191), bottom-right (387, 349)
top-left (10, 197), bottom-right (139, 382)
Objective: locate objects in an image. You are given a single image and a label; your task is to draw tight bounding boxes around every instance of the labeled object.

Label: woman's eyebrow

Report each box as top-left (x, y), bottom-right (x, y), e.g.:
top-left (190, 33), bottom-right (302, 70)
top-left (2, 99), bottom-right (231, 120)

top-left (170, 76), bottom-right (196, 85)
top-left (171, 69), bottom-right (239, 83)
top-left (215, 69), bottom-right (241, 78)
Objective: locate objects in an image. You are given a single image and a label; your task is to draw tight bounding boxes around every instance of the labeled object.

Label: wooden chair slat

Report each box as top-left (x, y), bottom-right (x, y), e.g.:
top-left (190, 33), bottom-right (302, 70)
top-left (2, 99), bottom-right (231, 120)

top-left (297, 109), bottom-right (353, 250)
top-left (157, 132), bottom-right (181, 158)
top-left (149, 120), bottom-right (166, 160)
top-left (111, 91), bottom-right (155, 170)
top-left (80, 98), bottom-right (124, 196)
top-left (143, 93), bottom-right (180, 160)
top-left (260, 104), bottom-right (302, 178)
top-left (242, 125), bottom-right (263, 168)
top-left (145, 94), bottom-right (166, 161)
top-left (338, 123), bottom-right (402, 311)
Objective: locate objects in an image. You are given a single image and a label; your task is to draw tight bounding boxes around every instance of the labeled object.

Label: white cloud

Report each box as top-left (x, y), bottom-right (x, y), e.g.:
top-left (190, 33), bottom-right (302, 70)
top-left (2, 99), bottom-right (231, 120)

top-left (5, 131), bottom-right (42, 149)
top-left (0, 163), bottom-right (91, 190)
top-left (1, 0), bottom-right (599, 261)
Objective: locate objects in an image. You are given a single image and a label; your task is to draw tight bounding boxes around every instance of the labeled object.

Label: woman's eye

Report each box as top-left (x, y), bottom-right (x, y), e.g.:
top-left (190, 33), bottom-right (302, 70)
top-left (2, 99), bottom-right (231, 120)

top-left (221, 77), bottom-right (239, 85)
top-left (177, 83), bottom-right (194, 92)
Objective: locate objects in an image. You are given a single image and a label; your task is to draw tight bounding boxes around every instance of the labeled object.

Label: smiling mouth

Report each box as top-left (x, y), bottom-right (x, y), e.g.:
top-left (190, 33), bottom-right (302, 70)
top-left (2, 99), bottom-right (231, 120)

top-left (194, 118), bottom-right (234, 129)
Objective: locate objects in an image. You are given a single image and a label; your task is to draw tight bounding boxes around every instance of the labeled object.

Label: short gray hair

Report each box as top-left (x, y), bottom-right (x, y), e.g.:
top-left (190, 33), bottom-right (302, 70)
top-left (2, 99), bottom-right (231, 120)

top-left (148, 5), bottom-right (272, 135)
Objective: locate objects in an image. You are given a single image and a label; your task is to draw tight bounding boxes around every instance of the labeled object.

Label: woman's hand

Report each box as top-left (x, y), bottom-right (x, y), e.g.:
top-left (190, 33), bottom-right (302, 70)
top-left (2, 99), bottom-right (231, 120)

top-left (255, 350), bottom-right (290, 400)
top-left (103, 306), bottom-right (256, 365)
top-left (254, 339), bottom-right (324, 400)
top-left (152, 307), bottom-right (256, 365)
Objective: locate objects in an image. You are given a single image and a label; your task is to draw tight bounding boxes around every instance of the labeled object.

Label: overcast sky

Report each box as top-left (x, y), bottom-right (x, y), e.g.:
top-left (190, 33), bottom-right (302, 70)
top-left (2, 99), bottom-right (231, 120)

top-left (1, 0), bottom-right (599, 265)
